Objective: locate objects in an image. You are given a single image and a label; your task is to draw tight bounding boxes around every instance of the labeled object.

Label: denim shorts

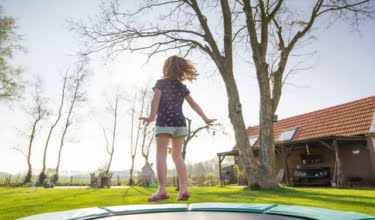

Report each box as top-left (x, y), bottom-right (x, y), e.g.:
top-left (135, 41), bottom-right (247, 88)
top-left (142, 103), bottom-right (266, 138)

top-left (155, 126), bottom-right (188, 137)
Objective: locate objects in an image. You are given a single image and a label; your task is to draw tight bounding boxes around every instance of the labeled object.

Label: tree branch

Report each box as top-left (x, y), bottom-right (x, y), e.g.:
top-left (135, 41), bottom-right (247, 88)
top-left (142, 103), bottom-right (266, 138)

top-left (318, 0), bottom-right (372, 16)
top-left (12, 146), bottom-right (27, 158)
top-left (187, 0), bottom-right (223, 64)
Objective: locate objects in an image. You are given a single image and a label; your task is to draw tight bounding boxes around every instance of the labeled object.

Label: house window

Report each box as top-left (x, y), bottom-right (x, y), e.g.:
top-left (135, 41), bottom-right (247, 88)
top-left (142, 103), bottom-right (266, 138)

top-left (278, 128), bottom-right (297, 141)
top-left (248, 136), bottom-right (258, 146)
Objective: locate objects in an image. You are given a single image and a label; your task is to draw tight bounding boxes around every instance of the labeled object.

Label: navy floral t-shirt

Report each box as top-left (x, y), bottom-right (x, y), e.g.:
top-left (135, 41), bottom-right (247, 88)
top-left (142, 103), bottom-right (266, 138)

top-left (153, 79), bottom-right (190, 127)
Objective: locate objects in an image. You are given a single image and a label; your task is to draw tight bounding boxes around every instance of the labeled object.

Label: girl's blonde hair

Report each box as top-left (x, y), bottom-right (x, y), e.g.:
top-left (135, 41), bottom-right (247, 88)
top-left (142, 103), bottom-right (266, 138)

top-left (162, 55), bottom-right (198, 81)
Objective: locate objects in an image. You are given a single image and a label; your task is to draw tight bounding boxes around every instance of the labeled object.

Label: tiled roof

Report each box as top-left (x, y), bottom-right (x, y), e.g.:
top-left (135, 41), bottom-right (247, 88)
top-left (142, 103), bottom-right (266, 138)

top-left (247, 96), bottom-right (375, 143)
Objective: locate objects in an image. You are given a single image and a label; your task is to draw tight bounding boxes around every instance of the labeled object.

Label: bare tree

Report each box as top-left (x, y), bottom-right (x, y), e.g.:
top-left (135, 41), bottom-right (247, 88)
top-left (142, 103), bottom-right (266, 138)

top-left (140, 124), bottom-right (155, 165)
top-left (129, 88), bottom-right (147, 186)
top-left (72, 0), bottom-right (374, 187)
top-left (51, 61), bottom-right (88, 184)
top-left (101, 93), bottom-right (121, 174)
top-left (37, 72), bottom-right (68, 185)
top-left (13, 78), bottom-right (47, 184)
top-left (138, 101), bottom-right (156, 187)
top-left (239, 0), bottom-right (375, 186)
top-left (183, 117), bottom-right (221, 160)
top-left (174, 117), bottom-right (219, 190)
top-left (72, 0), bottom-right (259, 187)
top-left (139, 88), bottom-right (155, 165)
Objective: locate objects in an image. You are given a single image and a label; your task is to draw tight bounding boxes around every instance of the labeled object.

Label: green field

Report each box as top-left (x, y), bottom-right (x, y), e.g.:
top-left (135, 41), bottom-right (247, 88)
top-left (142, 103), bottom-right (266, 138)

top-left (1, 186), bottom-right (374, 219)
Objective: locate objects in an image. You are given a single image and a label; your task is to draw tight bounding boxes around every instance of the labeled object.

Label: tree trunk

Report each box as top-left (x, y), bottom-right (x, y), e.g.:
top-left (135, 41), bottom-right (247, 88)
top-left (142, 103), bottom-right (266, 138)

top-left (53, 127), bottom-right (67, 184)
top-left (38, 125), bottom-right (55, 185)
top-left (129, 90), bottom-right (145, 186)
top-left (38, 74), bottom-right (66, 185)
top-left (24, 119), bottom-right (38, 184)
top-left (219, 69), bottom-right (259, 185)
top-left (106, 94), bottom-right (118, 174)
top-left (256, 65), bottom-right (277, 188)
top-left (215, 0), bottom-right (259, 187)
top-left (129, 155), bottom-right (135, 186)
top-left (53, 66), bottom-right (83, 184)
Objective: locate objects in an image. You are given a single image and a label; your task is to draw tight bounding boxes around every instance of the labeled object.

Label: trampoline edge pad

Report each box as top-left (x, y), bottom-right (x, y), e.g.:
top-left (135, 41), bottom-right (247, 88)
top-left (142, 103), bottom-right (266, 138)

top-left (17, 207), bottom-right (110, 220)
top-left (265, 205), bottom-right (375, 220)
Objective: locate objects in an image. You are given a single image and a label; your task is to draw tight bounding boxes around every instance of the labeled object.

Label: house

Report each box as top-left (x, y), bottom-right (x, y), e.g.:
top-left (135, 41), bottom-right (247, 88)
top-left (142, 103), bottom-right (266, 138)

top-left (218, 96), bottom-right (375, 186)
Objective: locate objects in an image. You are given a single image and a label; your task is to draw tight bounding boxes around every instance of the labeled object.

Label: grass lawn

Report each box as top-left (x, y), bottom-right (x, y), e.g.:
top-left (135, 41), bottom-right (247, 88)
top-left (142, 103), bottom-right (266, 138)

top-left (1, 186), bottom-right (375, 219)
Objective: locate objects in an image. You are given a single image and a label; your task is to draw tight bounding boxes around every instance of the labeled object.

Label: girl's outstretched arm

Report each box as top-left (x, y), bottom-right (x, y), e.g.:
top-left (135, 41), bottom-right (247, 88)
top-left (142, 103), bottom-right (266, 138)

top-left (185, 95), bottom-right (216, 125)
top-left (139, 89), bottom-right (161, 124)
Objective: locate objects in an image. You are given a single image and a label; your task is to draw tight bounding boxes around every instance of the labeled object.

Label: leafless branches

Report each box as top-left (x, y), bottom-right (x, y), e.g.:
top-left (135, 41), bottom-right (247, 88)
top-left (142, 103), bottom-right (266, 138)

top-left (129, 87), bottom-right (148, 185)
top-left (103, 93), bottom-right (120, 173)
top-left (140, 93), bottom-right (155, 165)
top-left (15, 78), bottom-right (48, 184)
top-left (70, 0), bottom-right (232, 61)
top-left (37, 71), bottom-right (68, 184)
top-left (319, 0), bottom-right (374, 22)
top-left (52, 60), bottom-right (88, 183)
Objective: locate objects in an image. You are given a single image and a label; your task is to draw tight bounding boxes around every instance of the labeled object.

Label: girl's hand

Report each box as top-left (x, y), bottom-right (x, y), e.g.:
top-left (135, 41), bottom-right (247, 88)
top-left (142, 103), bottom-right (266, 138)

top-left (139, 116), bottom-right (154, 125)
top-left (205, 118), bottom-right (217, 126)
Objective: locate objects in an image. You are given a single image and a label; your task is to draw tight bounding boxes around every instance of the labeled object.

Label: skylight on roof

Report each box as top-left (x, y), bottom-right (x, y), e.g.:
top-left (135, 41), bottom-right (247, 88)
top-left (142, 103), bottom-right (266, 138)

top-left (278, 128), bottom-right (297, 141)
top-left (370, 110), bottom-right (375, 133)
top-left (248, 136), bottom-right (258, 146)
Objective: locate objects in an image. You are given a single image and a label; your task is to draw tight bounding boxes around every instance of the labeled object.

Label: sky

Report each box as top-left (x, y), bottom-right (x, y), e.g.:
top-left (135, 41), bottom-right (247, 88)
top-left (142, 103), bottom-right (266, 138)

top-left (0, 0), bottom-right (374, 175)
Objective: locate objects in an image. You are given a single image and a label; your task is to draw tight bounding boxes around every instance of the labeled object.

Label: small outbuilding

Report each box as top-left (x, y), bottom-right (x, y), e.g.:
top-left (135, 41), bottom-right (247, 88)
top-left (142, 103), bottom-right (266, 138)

top-left (137, 163), bottom-right (155, 186)
top-left (218, 96), bottom-right (375, 186)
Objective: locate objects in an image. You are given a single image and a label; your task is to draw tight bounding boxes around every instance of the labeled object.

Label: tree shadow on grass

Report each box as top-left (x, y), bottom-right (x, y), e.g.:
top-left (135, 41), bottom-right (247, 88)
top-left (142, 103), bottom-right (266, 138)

top-left (0, 186), bottom-right (28, 196)
top-left (188, 188), bottom-right (259, 203)
top-left (193, 186), bottom-right (375, 209)
top-left (121, 186), bottom-right (153, 198)
top-left (289, 186), bottom-right (372, 196)
top-left (268, 186), bottom-right (375, 202)
top-left (43, 188), bottom-right (102, 204)
top-left (239, 186), bottom-right (375, 209)
top-left (1, 188), bottom-right (103, 218)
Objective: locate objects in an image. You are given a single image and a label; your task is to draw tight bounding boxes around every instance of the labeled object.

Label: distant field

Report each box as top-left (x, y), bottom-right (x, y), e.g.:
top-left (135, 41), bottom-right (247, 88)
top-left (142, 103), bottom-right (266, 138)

top-left (1, 186), bottom-right (374, 219)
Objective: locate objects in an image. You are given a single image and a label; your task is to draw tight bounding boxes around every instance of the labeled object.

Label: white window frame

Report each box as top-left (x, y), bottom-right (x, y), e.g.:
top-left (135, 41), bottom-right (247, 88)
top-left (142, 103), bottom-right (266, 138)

top-left (278, 128), bottom-right (297, 141)
top-left (248, 136), bottom-right (258, 146)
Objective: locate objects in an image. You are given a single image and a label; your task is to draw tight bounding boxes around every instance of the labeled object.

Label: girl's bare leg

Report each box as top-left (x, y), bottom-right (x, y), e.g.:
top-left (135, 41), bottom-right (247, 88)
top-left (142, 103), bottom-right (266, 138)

top-left (155, 134), bottom-right (170, 195)
top-left (171, 136), bottom-right (188, 196)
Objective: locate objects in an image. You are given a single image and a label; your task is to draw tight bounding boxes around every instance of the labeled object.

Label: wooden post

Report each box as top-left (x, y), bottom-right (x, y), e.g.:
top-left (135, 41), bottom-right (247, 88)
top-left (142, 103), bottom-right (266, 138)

top-left (218, 155), bottom-right (226, 186)
top-left (7, 174), bottom-right (11, 185)
top-left (366, 136), bottom-right (375, 179)
top-left (218, 156), bottom-right (222, 186)
top-left (318, 140), bottom-right (335, 186)
top-left (281, 146), bottom-right (291, 185)
top-left (97, 176), bottom-right (102, 187)
top-left (333, 139), bottom-right (343, 186)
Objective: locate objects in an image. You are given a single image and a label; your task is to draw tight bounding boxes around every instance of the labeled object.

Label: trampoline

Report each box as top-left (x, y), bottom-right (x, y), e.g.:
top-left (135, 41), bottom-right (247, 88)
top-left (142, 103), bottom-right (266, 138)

top-left (18, 203), bottom-right (375, 220)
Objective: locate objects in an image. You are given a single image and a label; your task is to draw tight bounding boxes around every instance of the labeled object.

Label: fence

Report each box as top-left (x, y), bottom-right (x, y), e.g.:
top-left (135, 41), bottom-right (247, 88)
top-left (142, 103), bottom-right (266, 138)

top-left (57, 175), bottom-right (133, 186)
top-left (0, 174), bottom-right (128, 186)
top-left (0, 173), bottom-right (221, 187)
top-left (0, 173), bottom-right (23, 186)
top-left (166, 174), bottom-right (220, 187)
